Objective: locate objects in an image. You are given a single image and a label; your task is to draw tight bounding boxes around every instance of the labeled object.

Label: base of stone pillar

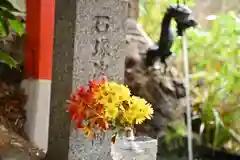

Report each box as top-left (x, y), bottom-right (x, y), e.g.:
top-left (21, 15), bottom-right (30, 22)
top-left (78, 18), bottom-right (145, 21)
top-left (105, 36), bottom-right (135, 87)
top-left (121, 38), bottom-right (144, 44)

top-left (69, 129), bottom-right (113, 160)
top-left (69, 128), bottom-right (157, 160)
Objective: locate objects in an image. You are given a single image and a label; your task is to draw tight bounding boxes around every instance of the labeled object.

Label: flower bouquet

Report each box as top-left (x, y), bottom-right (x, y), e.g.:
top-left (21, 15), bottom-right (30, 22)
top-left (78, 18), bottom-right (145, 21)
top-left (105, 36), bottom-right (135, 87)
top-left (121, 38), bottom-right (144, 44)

top-left (67, 76), bottom-right (153, 144)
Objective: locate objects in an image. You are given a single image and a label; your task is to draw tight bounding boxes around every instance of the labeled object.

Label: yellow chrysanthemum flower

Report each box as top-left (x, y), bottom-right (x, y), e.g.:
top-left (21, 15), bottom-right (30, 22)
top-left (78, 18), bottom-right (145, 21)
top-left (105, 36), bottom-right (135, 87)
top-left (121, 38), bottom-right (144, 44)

top-left (121, 96), bottom-right (153, 125)
top-left (93, 81), bottom-right (153, 128)
top-left (104, 106), bottom-right (119, 120)
top-left (108, 82), bottom-right (131, 102)
top-left (94, 81), bottom-right (131, 121)
top-left (96, 82), bottom-right (131, 105)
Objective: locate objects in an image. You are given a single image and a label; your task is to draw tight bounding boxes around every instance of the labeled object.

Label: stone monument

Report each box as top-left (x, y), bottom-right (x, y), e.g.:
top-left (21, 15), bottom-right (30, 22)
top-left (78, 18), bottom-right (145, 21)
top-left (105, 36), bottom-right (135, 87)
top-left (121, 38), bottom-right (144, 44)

top-left (46, 0), bottom-right (128, 160)
top-left (45, 0), bottom-right (76, 159)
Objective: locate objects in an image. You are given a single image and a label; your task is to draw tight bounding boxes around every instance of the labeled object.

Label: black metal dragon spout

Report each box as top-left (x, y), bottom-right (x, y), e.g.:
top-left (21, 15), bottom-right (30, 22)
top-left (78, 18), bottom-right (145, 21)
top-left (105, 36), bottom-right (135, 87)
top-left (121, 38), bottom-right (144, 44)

top-left (146, 4), bottom-right (197, 69)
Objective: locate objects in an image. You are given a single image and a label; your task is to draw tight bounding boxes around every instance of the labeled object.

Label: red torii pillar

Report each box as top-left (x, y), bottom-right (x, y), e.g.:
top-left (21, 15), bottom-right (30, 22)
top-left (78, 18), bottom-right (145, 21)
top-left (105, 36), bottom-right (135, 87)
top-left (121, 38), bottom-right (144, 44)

top-left (22, 0), bottom-right (55, 152)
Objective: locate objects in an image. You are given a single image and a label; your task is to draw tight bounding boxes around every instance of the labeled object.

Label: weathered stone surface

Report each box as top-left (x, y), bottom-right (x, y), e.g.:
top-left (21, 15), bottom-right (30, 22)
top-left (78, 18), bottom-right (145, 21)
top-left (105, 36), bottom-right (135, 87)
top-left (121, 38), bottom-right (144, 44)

top-left (45, 0), bottom-right (77, 159)
top-left (69, 130), bottom-right (113, 160)
top-left (124, 19), bottom-right (186, 139)
top-left (68, 0), bottom-right (128, 159)
top-left (127, 0), bottom-right (139, 19)
top-left (72, 0), bottom-right (128, 86)
top-left (69, 132), bottom-right (158, 160)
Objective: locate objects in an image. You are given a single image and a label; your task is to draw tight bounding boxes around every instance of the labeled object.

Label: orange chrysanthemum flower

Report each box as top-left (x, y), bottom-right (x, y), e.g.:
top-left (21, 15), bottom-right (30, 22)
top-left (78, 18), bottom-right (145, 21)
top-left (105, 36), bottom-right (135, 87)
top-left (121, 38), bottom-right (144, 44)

top-left (66, 75), bottom-right (153, 141)
top-left (67, 78), bottom-right (107, 130)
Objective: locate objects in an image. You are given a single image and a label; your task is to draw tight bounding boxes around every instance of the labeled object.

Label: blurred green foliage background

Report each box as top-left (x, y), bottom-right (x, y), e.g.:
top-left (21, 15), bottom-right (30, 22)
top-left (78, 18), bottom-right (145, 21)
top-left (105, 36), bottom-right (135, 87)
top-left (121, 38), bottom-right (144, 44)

top-left (138, 0), bottom-right (240, 154)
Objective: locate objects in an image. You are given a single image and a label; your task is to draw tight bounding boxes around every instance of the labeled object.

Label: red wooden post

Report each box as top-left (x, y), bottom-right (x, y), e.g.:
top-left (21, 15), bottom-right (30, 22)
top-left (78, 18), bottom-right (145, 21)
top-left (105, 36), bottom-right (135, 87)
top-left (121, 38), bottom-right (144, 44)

top-left (23, 0), bottom-right (55, 152)
top-left (25, 0), bottom-right (55, 79)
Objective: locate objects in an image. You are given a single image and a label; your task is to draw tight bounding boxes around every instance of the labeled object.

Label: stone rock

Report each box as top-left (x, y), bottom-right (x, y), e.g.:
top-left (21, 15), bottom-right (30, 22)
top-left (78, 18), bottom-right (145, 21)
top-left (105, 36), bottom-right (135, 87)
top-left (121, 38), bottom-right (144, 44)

top-left (69, 130), bottom-right (113, 160)
top-left (125, 19), bottom-right (187, 138)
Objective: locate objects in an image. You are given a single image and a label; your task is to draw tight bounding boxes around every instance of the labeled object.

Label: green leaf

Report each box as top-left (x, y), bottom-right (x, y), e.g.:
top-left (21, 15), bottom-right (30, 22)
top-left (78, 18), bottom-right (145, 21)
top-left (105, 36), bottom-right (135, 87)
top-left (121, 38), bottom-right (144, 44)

top-left (8, 19), bottom-right (24, 36)
top-left (0, 16), bottom-right (9, 36)
top-left (0, 0), bottom-right (21, 12)
top-left (0, 8), bottom-right (17, 20)
top-left (139, 0), bottom-right (146, 14)
top-left (0, 52), bottom-right (18, 68)
top-left (211, 108), bottom-right (231, 149)
top-left (0, 7), bottom-right (24, 37)
top-left (139, 0), bottom-right (145, 6)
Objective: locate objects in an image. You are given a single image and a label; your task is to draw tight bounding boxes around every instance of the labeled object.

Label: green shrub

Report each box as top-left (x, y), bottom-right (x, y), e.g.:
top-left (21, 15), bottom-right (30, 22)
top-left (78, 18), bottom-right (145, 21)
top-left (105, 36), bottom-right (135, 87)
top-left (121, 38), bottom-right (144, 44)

top-left (139, 0), bottom-right (240, 153)
top-left (0, 0), bottom-right (24, 68)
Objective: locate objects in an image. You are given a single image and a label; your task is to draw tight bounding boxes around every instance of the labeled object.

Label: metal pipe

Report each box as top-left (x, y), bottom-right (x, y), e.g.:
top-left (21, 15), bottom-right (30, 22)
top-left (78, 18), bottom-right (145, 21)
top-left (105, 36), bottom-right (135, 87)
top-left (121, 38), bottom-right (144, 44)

top-left (182, 33), bottom-right (193, 160)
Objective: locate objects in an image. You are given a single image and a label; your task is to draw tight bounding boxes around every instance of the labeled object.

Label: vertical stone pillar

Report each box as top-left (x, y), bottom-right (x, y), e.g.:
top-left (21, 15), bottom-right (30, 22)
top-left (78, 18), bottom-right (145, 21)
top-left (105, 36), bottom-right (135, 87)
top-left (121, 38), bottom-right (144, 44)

top-left (46, 0), bottom-right (128, 160)
top-left (69, 0), bottom-right (128, 160)
top-left (72, 0), bottom-right (128, 86)
top-left (128, 0), bottom-right (139, 19)
top-left (45, 0), bottom-right (76, 159)
top-left (69, 0), bottom-right (128, 159)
